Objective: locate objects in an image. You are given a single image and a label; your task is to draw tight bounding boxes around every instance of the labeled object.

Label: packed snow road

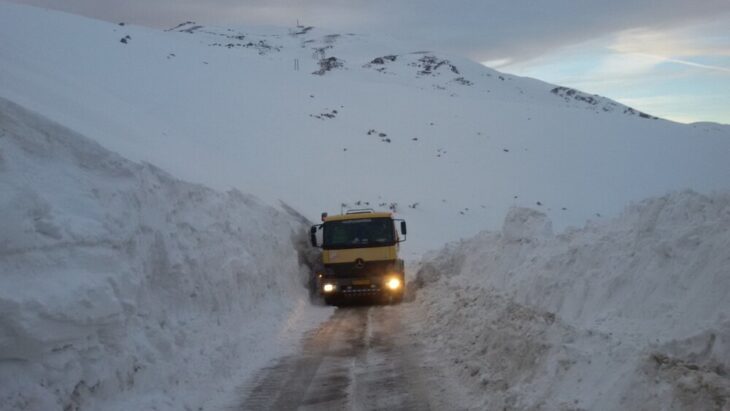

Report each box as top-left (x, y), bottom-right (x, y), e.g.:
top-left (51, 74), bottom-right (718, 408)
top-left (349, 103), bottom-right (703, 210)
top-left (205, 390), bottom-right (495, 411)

top-left (238, 305), bottom-right (452, 411)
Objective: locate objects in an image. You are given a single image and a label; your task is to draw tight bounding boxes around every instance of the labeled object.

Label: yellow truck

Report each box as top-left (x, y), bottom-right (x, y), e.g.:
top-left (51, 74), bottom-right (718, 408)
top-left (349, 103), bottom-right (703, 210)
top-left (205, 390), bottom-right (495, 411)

top-left (310, 209), bottom-right (407, 305)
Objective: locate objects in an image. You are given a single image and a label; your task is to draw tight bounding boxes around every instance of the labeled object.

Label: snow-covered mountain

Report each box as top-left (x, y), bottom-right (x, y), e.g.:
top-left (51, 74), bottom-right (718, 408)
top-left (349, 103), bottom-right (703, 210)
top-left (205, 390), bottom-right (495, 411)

top-left (2, 1), bottom-right (729, 256)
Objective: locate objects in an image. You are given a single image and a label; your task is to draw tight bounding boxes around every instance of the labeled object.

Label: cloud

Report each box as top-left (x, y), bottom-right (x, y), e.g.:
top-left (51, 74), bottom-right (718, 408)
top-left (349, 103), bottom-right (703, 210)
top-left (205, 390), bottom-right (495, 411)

top-left (609, 27), bottom-right (730, 58)
top-left (593, 53), bottom-right (659, 79)
top-left (641, 54), bottom-right (730, 73)
top-left (583, 26), bottom-right (730, 83)
top-left (481, 58), bottom-right (513, 69)
top-left (504, 20), bottom-right (730, 82)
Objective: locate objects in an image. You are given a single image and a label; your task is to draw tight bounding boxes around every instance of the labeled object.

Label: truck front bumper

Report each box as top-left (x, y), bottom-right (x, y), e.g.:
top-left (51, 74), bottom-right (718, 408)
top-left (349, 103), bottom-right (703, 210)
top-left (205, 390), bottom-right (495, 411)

top-left (319, 275), bottom-right (403, 297)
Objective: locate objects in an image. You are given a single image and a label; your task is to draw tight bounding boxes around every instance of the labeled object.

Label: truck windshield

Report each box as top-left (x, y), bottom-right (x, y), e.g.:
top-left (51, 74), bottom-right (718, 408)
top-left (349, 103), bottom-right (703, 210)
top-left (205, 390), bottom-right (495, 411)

top-left (323, 218), bottom-right (395, 249)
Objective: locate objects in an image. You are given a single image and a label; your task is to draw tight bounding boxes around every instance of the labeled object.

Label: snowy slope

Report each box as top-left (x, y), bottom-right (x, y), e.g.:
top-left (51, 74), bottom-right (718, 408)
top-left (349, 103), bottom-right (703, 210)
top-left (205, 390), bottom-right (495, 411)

top-left (409, 191), bottom-right (730, 410)
top-left (1, 2), bottom-right (729, 256)
top-left (0, 97), bottom-right (331, 411)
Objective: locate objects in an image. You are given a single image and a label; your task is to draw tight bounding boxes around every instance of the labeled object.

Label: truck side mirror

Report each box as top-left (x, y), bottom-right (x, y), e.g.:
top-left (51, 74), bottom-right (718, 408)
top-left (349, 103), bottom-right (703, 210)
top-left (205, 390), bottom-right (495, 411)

top-left (310, 226), bottom-right (318, 247)
top-left (400, 221), bottom-right (407, 235)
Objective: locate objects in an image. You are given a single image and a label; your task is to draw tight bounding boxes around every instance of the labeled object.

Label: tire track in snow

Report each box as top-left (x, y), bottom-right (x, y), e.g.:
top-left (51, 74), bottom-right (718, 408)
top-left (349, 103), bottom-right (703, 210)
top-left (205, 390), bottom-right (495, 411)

top-left (238, 305), bottom-right (444, 410)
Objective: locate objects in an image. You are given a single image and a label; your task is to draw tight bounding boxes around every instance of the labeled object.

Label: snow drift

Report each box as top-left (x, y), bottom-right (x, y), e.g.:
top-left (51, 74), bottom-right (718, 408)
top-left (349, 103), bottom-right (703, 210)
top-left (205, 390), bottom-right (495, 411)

top-left (0, 98), bottom-right (330, 411)
top-left (410, 191), bottom-right (730, 410)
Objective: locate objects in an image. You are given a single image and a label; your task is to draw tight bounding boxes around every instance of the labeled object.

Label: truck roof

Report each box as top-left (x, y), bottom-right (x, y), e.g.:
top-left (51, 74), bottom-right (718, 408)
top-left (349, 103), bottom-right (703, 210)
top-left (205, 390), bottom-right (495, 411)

top-left (323, 211), bottom-right (393, 222)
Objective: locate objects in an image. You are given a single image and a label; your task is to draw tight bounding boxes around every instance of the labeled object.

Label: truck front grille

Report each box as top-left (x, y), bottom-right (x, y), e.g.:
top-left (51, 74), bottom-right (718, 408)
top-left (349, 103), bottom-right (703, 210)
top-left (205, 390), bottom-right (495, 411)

top-left (327, 260), bottom-right (393, 278)
top-left (341, 285), bottom-right (381, 295)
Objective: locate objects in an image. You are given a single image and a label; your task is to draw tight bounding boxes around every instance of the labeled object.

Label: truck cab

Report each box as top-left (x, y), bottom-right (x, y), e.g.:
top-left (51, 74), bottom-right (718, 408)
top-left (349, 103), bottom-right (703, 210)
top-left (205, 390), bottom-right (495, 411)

top-left (310, 209), bottom-right (407, 305)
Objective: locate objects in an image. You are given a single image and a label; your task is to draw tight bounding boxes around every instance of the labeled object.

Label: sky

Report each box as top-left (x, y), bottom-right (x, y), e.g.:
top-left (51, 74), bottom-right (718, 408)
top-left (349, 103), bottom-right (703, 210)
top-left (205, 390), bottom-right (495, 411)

top-left (8, 0), bottom-right (730, 124)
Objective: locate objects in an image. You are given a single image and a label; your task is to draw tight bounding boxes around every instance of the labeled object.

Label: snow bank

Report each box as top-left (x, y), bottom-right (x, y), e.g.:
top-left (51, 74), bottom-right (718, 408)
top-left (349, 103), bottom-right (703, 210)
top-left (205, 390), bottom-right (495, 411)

top-left (0, 98), bottom-right (331, 411)
top-left (410, 191), bottom-right (730, 410)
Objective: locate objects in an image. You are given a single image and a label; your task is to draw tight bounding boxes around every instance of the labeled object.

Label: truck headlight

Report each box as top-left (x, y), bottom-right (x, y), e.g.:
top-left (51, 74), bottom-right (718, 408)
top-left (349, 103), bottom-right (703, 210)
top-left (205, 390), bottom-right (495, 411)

top-left (386, 278), bottom-right (401, 290)
top-left (323, 283), bottom-right (335, 293)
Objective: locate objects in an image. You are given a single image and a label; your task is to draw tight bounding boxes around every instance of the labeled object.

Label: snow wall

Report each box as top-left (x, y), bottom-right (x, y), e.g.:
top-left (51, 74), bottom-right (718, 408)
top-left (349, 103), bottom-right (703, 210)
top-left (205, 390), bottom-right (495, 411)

top-left (412, 190), bottom-right (730, 410)
top-left (0, 98), bottom-right (325, 410)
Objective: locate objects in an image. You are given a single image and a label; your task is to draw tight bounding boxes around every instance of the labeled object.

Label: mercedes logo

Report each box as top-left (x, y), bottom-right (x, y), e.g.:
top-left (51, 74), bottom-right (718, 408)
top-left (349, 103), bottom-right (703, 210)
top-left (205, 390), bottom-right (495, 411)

top-left (354, 258), bottom-right (365, 269)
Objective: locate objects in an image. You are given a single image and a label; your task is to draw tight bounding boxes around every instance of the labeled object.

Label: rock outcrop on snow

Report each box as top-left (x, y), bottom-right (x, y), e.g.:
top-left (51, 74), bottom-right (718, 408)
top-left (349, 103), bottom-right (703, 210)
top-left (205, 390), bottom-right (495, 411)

top-left (550, 86), bottom-right (658, 119)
